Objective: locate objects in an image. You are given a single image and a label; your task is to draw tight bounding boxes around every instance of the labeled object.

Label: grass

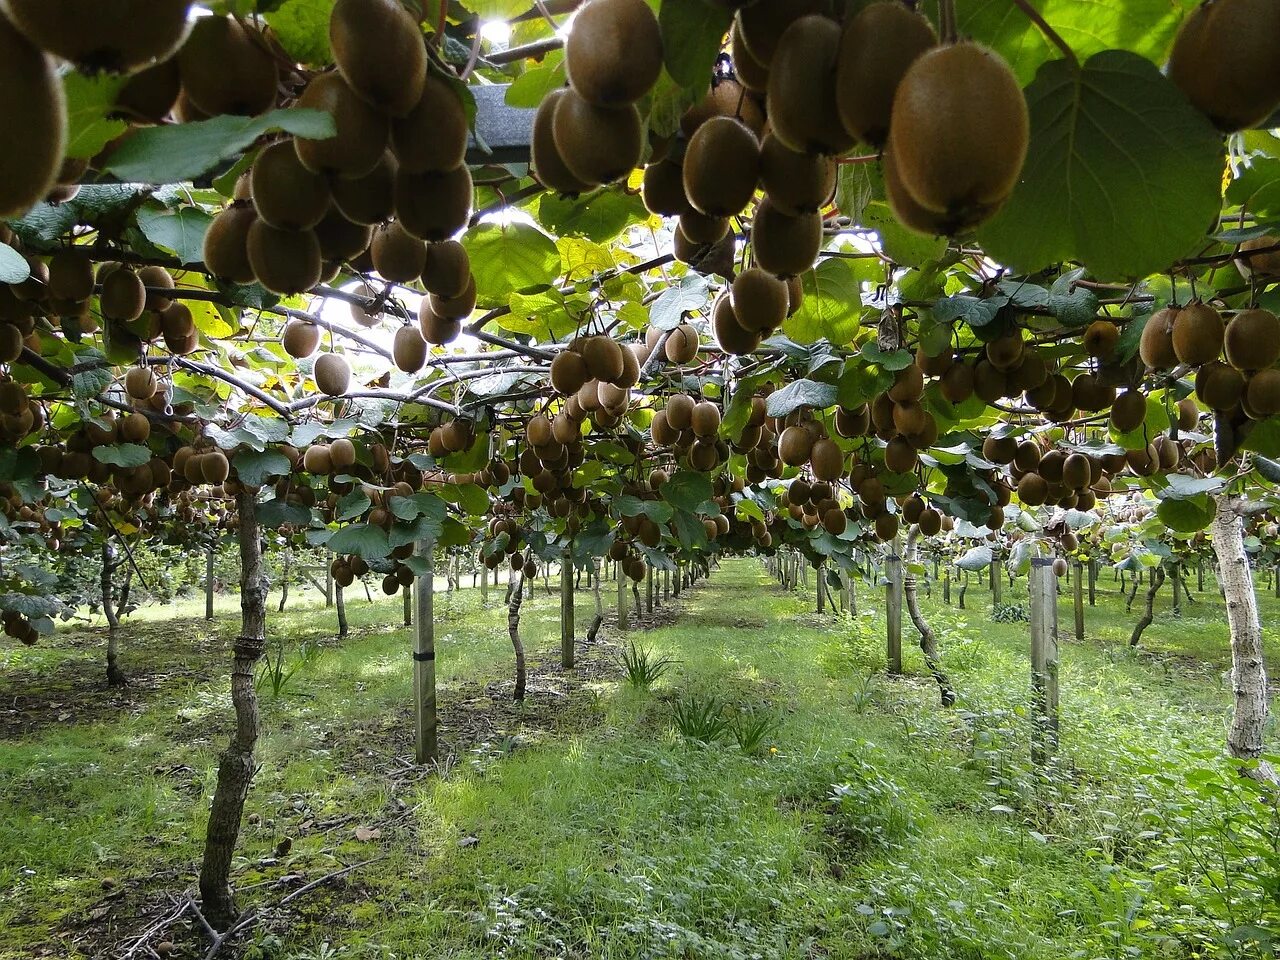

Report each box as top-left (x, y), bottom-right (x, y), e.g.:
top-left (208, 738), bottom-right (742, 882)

top-left (0, 558), bottom-right (1275, 959)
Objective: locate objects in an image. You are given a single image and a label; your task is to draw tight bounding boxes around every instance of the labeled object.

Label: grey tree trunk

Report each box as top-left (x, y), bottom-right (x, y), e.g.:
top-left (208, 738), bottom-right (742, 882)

top-left (336, 584), bottom-right (348, 638)
top-left (1129, 566), bottom-right (1165, 647)
top-left (199, 490), bottom-right (268, 930)
top-left (905, 531), bottom-right (954, 706)
top-left (1211, 495), bottom-right (1277, 782)
top-left (277, 548), bottom-right (291, 612)
top-left (205, 541), bottom-right (216, 621)
top-left (509, 570), bottom-right (527, 702)
top-left (414, 540), bottom-right (436, 763)
top-left (102, 543), bottom-right (127, 687)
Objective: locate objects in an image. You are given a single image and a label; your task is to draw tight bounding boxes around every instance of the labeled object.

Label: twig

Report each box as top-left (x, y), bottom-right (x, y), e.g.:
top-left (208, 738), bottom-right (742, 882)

top-left (120, 897), bottom-right (193, 959)
top-left (201, 908), bottom-right (259, 960)
top-left (1010, 0), bottom-right (1078, 68)
top-left (82, 482), bottom-right (153, 592)
top-left (279, 856), bottom-right (386, 905)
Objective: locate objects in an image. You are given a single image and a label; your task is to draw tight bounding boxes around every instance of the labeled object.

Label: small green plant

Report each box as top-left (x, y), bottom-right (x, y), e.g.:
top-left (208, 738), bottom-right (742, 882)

top-left (828, 746), bottom-right (922, 853)
top-left (992, 601), bottom-right (1030, 623)
top-left (620, 641), bottom-right (675, 688)
top-left (255, 640), bottom-right (321, 697)
top-left (671, 693), bottom-right (731, 744)
top-left (730, 707), bottom-right (782, 755)
top-left (850, 668), bottom-right (877, 714)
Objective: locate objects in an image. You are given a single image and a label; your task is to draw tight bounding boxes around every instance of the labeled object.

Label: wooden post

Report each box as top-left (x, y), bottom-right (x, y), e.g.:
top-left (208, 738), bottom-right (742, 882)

top-left (617, 563), bottom-right (629, 631)
top-left (942, 567), bottom-right (951, 605)
top-left (886, 547), bottom-right (903, 676)
top-left (205, 541), bottom-right (216, 620)
top-left (414, 539), bottom-right (437, 764)
top-left (1029, 558), bottom-right (1060, 762)
top-left (990, 555), bottom-right (1002, 606)
top-left (560, 547), bottom-right (574, 669)
top-left (1088, 558), bottom-right (1097, 606)
top-left (1073, 559), bottom-right (1084, 642)
top-left (816, 561), bottom-right (825, 614)
top-left (1171, 563), bottom-right (1182, 616)
top-left (845, 571), bottom-right (856, 618)
top-left (663, 566), bottom-right (670, 601)
top-left (480, 563), bottom-right (489, 606)
top-left (324, 556), bottom-right (333, 608)
top-left (403, 583), bottom-right (412, 627)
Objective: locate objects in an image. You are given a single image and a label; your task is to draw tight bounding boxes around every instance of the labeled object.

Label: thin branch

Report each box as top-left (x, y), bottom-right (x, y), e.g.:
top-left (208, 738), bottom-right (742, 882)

top-left (278, 856), bottom-right (386, 905)
top-left (1010, 0), bottom-right (1078, 68)
top-left (483, 35), bottom-right (564, 65)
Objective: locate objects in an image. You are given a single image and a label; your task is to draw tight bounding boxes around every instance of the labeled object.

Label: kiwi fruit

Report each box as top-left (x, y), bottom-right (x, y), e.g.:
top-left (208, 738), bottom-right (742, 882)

top-left (972, 360), bottom-right (1008, 403)
top-left (731, 268), bottom-right (789, 333)
top-left (751, 198), bottom-right (822, 277)
top-left (766, 16), bottom-right (853, 156)
top-left (391, 71), bottom-right (469, 175)
top-left (940, 362), bottom-right (975, 403)
top-left (418, 301), bottom-right (461, 345)
top-left (161, 301), bottom-right (195, 339)
top-left (888, 363), bottom-right (924, 402)
top-left (202, 451), bottom-right (231, 485)
top-left (314, 353), bottom-right (351, 397)
top-left (565, 0), bottom-right (663, 107)
top-left (1062, 453), bottom-right (1091, 491)
top-left (124, 366), bottom-right (157, 400)
top-left (1172, 301), bottom-right (1224, 365)
top-left (394, 164), bottom-right (473, 242)
top-left (282, 319), bottom-right (322, 359)
top-left (247, 222), bottom-right (322, 295)
top-left (390, 324), bottom-right (427, 374)
top-left (1139, 306), bottom-right (1179, 369)
top-left (683, 117), bottom-right (760, 218)
top-left (551, 350), bottom-right (589, 395)
top-left (680, 78), bottom-right (766, 139)
top-left (691, 400), bottom-right (721, 437)
top-left (1168, 0), bottom-right (1280, 132)
top-left (303, 444), bottom-right (332, 475)
top-left (531, 89), bottom-right (593, 196)
top-left (315, 208), bottom-right (373, 262)
top-left (552, 88), bottom-right (643, 186)
top-left (114, 57), bottom-right (181, 123)
top-left (120, 411), bottom-right (150, 443)
top-left (203, 203), bottom-right (258, 283)
top-left (138, 265), bottom-right (175, 312)
top-left (617, 341), bottom-right (641, 386)
top-left (885, 435), bottom-right (917, 473)
top-left (808, 437), bottom-right (842, 480)
top-left (582, 336), bottom-right (625, 381)
top-left (330, 0), bottom-right (425, 118)
top-left (1225, 308), bottom-right (1280, 370)
top-left (1177, 396), bottom-right (1201, 431)
top-left (0, 12), bottom-right (64, 220)
top-left (666, 393), bottom-right (695, 430)
top-left (890, 42), bottom-right (1027, 229)
top-left (665, 324), bottom-right (699, 364)
top-left (47, 249), bottom-right (95, 302)
top-left (295, 74), bottom-right (390, 179)
top-left (3, 0), bottom-right (191, 73)
top-left (835, 1), bottom-right (936, 147)
top-left (251, 140), bottom-right (332, 231)
top-left (1110, 389), bottom-right (1147, 432)
top-left (330, 152), bottom-right (396, 226)
top-left (737, 0), bottom-right (826, 68)
top-left (421, 240), bottom-right (471, 299)
top-left (730, 20), bottom-right (769, 92)
top-left (100, 268), bottom-right (146, 321)
top-left (778, 424), bottom-right (813, 466)
top-left (178, 16), bottom-right (278, 117)
top-left (679, 210), bottom-right (731, 246)
top-left (758, 134), bottom-right (836, 216)
top-left (428, 275), bottom-right (477, 321)
top-left (1017, 472), bottom-right (1048, 506)
top-left (641, 160), bottom-right (690, 217)
top-left (1083, 319), bottom-right (1119, 358)
top-left (713, 294), bottom-right (761, 355)
top-left (371, 221), bottom-right (428, 283)
top-left (1196, 360), bottom-right (1245, 410)
top-left (1235, 234), bottom-right (1280, 280)
top-left (1247, 367), bottom-right (1280, 417)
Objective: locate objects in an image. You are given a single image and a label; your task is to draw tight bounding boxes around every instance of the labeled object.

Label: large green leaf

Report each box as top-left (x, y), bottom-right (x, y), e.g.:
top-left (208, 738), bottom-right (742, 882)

top-left (1157, 496), bottom-right (1215, 533)
top-left (462, 222), bottom-right (562, 309)
top-left (63, 72), bottom-right (127, 160)
top-left (979, 51), bottom-right (1225, 279)
top-left (328, 523), bottom-right (391, 561)
top-left (767, 378), bottom-right (839, 417)
top-left (784, 258), bottom-right (872, 346)
top-left (137, 207), bottom-right (213, 266)
top-left (659, 0), bottom-right (732, 88)
top-left (660, 471), bottom-right (714, 513)
top-left (101, 108), bottom-right (336, 184)
top-left (535, 189), bottom-right (649, 244)
top-left (0, 244), bottom-right (30, 284)
top-left (264, 0), bottom-right (335, 64)
top-left (863, 200), bottom-right (945, 267)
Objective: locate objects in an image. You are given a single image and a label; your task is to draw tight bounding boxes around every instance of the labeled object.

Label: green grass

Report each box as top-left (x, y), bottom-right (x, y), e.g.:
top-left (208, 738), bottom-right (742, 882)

top-left (0, 559), bottom-right (1275, 959)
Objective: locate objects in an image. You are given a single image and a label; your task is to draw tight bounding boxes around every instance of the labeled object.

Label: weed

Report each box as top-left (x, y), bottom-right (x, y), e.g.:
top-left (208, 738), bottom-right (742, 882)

top-left (254, 639), bottom-right (322, 697)
top-left (671, 693), bottom-right (731, 744)
top-left (730, 706), bottom-right (782, 755)
top-left (620, 641), bottom-right (675, 688)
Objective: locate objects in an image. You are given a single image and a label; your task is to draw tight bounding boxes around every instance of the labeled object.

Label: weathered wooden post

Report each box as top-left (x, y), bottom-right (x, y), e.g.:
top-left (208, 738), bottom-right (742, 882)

top-left (414, 539), bottom-right (437, 764)
top-left (205, 540), bottom-right (216, 620)
top-left (324, 556), bottom-right (333, 608)
top-left (1029, 557), bottom-right (1060, 763)
top-left (1073, 559), bottom-right (1085, 642)
top-left (886, 546), bottom-right (903, 675)
top-left (617, 563), bottom-right (629, 631)
top-left (816, 561), bottom-right (826, 614)
top-left (990, 554), bottom-right (1002, 605)
top-left (942, 566), bottom-right (951, 605)
top-left (481, 563), bottom-right (489, 606)
top-left (561, 547), bottom-right (575, 669)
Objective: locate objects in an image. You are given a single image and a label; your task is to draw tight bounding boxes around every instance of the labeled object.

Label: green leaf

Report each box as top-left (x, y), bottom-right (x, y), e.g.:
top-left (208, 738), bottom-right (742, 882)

top-left (336, 489), bottom-right (372, 522)
top-left (783, 258), bottom-right (870, 345)
top-left (136, 206), bottom-right (213, 266)
top-left (328, 523), bottom-right (391, 561)
top-left (979, 51), bottom-right (1225, 279)
top-left (233, 449), bottom-right (291, 487)
top-left (650, 274), bottom-right (709, 330)
top-left (0, 243), bottom-right (30, 284)
top-left (264, 0), bottom-right (336, 64)
top-left (505, 55), bottom-right (566, 108)
top-left (259, 498), bottom-right (313, 528)
top-left (461, 222), bottom-right (562, 309)
top-left (661, 471), bottom-right (714, 513)
top-left (62, 72), bottom-right (128, 160)
top-left (388, 492), bottom-right (448, 522)
top-left (1157, 495), bottom-right (1215, 533)
top-left (766, 378), bottom-right (839, 417)
top-left (100, 108), bottom-right (337, 184)
top-left (93, 443), bottom-right (152, 468)
top-left (1048, 268), bottom-right (1100, 327)
top-left (535, 188), bottom-right (649, 244)
top-left (864, 200), bottom-right (945, 267)
top-left (659, 0), bottom-right (732, 88)
top-left (835, 161), bottom-right (877, 224)
top-left (440, 482), bottom-right (490, 515)
top-left (71, 366), bottom-right (112, 401)
top-left (672, 509), bottom-right (709, 551)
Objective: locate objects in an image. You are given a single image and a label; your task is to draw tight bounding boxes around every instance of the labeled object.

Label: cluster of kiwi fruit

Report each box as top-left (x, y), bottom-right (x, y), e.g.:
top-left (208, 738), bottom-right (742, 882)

top-left (549, 334), bottom-right (643, 427)
top-left (648, 391), bottom-right (730, 472)
top-left (1167, 0), bottom-right (1280, 133)
top-left (522, 412), bottom-right (593, 497)
top-left (531, 0), bottom-right (663, 193)
top-left (2, 608), bottom-right (41, 647)
top-left (483, 517), bottom-right (531, 573)
top-left (0, 377), bottom-right (43, 445)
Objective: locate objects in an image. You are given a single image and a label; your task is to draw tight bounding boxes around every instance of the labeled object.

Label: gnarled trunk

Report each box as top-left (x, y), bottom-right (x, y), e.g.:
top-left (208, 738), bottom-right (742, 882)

top-left (1128, 566), bottom-right (1165, 647)
top-left (509, 570), bottom-right (526, 701)
top-left (102, 543), bottom-right (128, 687)
top-left (1211, 495), bottom-right (1278, 783)
top-left (199, 490), bottom-right (268, 930)
top-left (335, 583), bottom-right (348, 638)
top-left (905, 530), bottom-right (955, 706)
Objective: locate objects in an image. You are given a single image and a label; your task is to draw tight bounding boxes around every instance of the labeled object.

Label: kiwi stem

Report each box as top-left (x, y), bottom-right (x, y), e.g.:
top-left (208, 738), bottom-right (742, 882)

top-left (433, 0), bottom-right (450, 49)
top-left (1010, 0), bottom-right (1079, 69)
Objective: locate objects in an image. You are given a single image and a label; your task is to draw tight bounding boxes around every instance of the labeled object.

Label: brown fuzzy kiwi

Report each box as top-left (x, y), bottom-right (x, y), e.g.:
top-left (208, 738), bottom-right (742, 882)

top-left (203, 203), bottom-right (258, 283)
top-left (120, 411), bottom-right (150, 443)
top-left (874, 512), bottom-right (900, 541)
top-left (565, 0), bottom-right (663, 106)
top-left (47, 249), bottom-right (95, 302)
top-left (713, 294), bottom-right (761, 356)
top-left (100, 268), bottom-right (146, 322)
top-left (884, 436), bottom-right (917, 473)
top-left (303, 444), bottom-right (332, 475)
top-left (394, 164), bottom-right (473, 242)
top-left (330, 152), bottom-right (396, 226)
top-left (778, 424), bottom-right (813, 466)
top-left (202, 451), bottom-right (230, 485)
top-left (892, 400), bottom-right (927, 436)
top-left (1177, 396), bottom-right (1201, 431)
top-left (251, 140), bottom-right (332, 231)
top-left (751, 198), bottom-right (822, 277)
top-left (888, 363), bottom-right (924, 402)
top-left (1139, 306), bottom-right (1179, 370)
top-left (393, 324), bottom-right (428, 373)
top-left (834, 1), bottom-right (936, 148)
top-left (582, 336), bottom-right (626, 382)
top-left (124, 366), bottom-right (157, 400)
top-left (682, 116), bottom-right (760, 218)
top-left (114, 57), bottom-right (181, 123)
top-left (916, 346), bottom-right (952, 378)
top-left (4, 0), bottom-right (190, 73)
top-left (429, 275), bottom-right (477, 320)
top-left (809, 437), bottom-right (844, 480)
top-left (731, 268), bottom-right (789, 333)
top-left (419, 301), bottom-right (461, 345)
top-left (1017, 472), bottom-right (1048, 506)
top-left (552, 89), bottom-right (643, 186)
top-left (889, 42), bottom-right (1027, 228)
top-left (982, 435), bottom-right (1018, 464)
top-left (1071, 372), bottom-right (1115, 412)
top-left (1246, 367), bottom-right (1280, 417)
top-left (835, 404), bottom-right (869, 437)
top-left (737, 0), bottom-right (826, 69)
top-left (641, 159), bottom-right (690, 217)
top-left (315, 208), bottom-right (373, 263)
top-left (730, 21), bottom-right (769, 92)
top-left (531, 89), bottom-right (593, 196)
top-left (766, 16), bottom-right (853, 156)
top-left (1083, 319), bottom-right (1119, 358)
top-left (1172, 302), bottom-right (1224, 366)
top-left (371, 221), bottom-right (428, 283)
top-left (758, 134), bottom-right (836, 216)
top-left (1196, 361), bottom-right (1246, 410)
top-left (1110, 389), bottom-right (1147, 432)
top-left (295, 73), bottom-right (390, 179)
top-left (391, 71), bottom-right (469, 175)
top-left (1168, 0), bottom-right (1280, 132)
top-left (1235, 235), bottom-right (1280, 280)
top-left (650, 410), bottom-right (678, 446)
top-left (1014, 440), bottom-right (1041, 472)
top-left (691, 400), bottom-right (721, 437)
top-left (421, 240), bottom-right (470, 299)
top-left (330, 0), bottom-right (426, 118)
top-left (985, 331), bottom-right (1024, 371)
top-left (1062, 453), bottom-right (1091, 491)
top-left (679, 210), bottom-right (730, 246)
top-left (0, 12), bottom-right (64, 220)
top-left (246, 222), bottom-right (322, 296)
top-left (665, 323), bottom-right (700, 364)
top-left (160, 301), bottom-right (194, 340)
top-left (940, 362), bottom-right (975, 403)
top-left (680, 79), bottom-right (766, 139)
top-left (178, 16), bottom-right (278, 117)
top-left (551, 350), bottom-right (589, 395)
top-left (314, 353), bottom-right (351, 397)
top-left (138, 265), bottom-right (174, 312)
top-left (972, 361), bottom-right (1007, 404)
top-left (1225, 308), bottom-right (1280, 370)
top-left (282, 319), bottom-right (322, 359)
top-left (666, 393), bottom-right (695, 430)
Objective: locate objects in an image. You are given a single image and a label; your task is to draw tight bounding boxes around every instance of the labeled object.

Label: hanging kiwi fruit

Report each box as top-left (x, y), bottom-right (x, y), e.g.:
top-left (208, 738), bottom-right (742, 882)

top-left (0, 10), bottom-right (65, 220)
